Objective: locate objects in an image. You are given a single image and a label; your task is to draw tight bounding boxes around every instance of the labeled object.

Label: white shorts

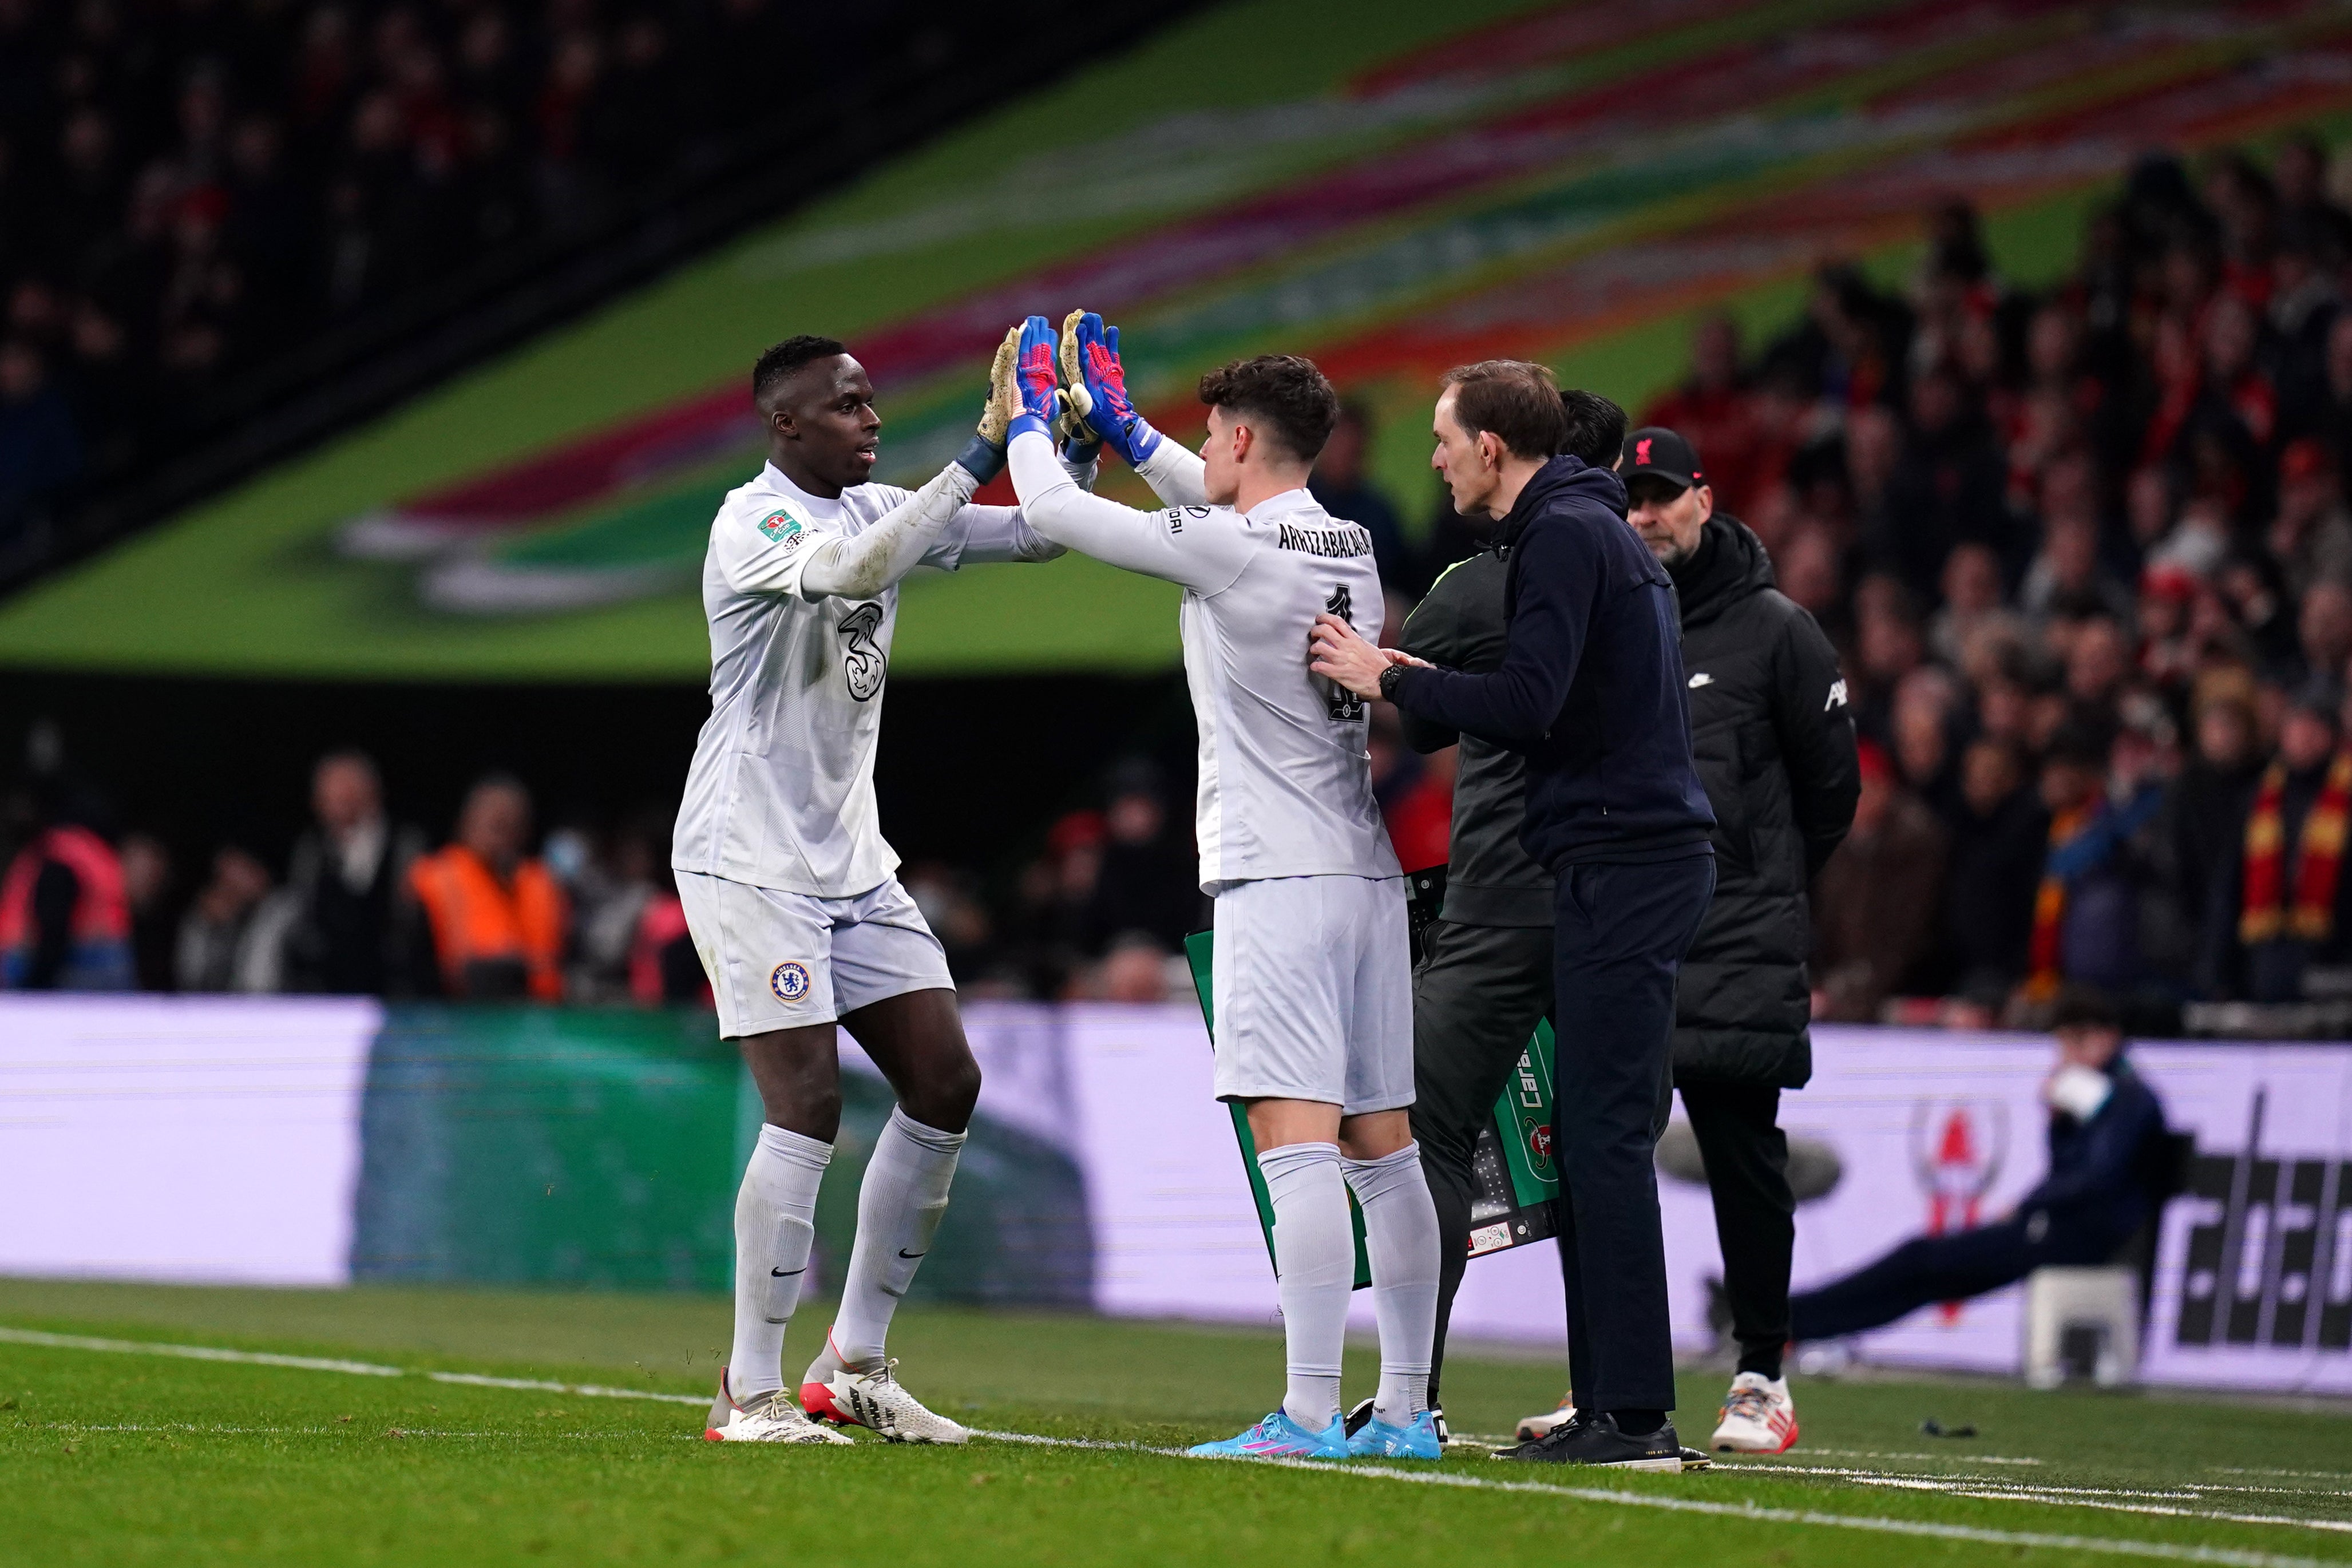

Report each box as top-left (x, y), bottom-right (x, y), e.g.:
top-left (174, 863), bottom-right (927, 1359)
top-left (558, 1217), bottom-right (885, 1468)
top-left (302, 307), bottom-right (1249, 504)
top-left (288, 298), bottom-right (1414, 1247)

top-left (676, 871), bottom-right (954, 1038)
top-left (1210, 873), bottom-right (1413, 1115)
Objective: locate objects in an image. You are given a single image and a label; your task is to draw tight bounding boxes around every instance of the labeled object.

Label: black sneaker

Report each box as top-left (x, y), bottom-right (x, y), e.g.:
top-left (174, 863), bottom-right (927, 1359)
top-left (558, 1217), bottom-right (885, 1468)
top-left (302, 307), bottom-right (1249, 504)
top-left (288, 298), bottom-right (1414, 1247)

top-left (1493, 1410), bottom-right (1685, 1470)
top-left (1344, 1397), bottom-right (1375, 1439)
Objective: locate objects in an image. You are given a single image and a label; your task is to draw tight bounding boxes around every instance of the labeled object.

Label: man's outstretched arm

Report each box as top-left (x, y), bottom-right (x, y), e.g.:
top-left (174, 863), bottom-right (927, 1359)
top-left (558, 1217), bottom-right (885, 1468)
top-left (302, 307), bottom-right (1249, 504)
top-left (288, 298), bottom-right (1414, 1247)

top-left (1006, 427), bottom-right (1243, 593)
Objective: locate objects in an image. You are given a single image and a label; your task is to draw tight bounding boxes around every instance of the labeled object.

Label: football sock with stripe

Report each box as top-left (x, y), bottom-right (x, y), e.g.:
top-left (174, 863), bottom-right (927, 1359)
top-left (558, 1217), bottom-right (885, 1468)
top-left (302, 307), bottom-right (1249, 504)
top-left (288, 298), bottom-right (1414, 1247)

top-left (1258, 1141), bottom-right (1352, 1432)
top-left (1344, 1142), bottom-right (1440, 1431)
top-left (829, 1107), bottom-right (965, 1367)
top-left (728, 1123), bottom-right (831, 1400)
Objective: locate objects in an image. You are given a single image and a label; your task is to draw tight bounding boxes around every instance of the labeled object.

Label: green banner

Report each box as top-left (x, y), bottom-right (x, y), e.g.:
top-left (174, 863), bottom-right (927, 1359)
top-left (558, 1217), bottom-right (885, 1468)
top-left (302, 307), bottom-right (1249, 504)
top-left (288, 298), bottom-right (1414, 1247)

top-left (351, 1004), bottom-right (1091, 1302)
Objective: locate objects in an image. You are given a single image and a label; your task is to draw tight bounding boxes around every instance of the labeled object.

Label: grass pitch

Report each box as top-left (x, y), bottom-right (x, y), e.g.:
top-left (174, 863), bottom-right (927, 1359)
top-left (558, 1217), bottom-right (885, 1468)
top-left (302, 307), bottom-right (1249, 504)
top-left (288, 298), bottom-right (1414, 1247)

top-left (3, 1278), bottom-right (2349, 1567)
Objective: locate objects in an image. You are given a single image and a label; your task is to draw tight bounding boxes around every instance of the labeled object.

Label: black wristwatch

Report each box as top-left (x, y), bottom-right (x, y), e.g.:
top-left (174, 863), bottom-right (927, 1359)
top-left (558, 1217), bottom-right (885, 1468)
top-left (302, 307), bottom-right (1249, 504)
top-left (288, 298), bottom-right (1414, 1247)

top-left (1378, 663), bottom-right (1408, 703)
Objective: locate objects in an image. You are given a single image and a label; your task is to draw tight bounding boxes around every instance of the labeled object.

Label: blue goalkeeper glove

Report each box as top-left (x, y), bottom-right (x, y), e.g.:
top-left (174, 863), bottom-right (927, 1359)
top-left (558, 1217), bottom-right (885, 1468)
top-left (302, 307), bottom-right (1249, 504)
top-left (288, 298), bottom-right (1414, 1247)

top-left (1007, 315), bottom-right (1062, 442)
top-left (1069, 311), bottom-right (1162, 466)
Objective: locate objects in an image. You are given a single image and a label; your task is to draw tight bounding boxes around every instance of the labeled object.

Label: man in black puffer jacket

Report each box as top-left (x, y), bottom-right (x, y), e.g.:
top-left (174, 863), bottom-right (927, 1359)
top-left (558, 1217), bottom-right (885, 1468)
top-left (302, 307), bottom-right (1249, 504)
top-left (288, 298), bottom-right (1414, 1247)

top-left (1625, 426), bottom-right (1858, 1455)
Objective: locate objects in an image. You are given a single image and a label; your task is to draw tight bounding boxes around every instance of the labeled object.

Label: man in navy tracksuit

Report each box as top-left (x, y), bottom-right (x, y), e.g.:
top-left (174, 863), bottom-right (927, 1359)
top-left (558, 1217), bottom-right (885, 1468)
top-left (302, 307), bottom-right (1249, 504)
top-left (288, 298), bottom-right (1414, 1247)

top-left (1313, 360), bottom-right (1717, 1470)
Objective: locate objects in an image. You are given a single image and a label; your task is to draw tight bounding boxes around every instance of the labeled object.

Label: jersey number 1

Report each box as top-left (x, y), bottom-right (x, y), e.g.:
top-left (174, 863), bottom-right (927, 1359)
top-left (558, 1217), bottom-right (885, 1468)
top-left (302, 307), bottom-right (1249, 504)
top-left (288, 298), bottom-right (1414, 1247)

top-left (1322, 584), bottom-right (1364, 723)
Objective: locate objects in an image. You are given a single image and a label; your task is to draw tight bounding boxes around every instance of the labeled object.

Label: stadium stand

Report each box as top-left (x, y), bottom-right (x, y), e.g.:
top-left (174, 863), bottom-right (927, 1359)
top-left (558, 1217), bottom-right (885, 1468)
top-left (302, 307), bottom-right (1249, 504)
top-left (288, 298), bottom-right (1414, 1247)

top-left (0, 0), bottom-right (1198, 584)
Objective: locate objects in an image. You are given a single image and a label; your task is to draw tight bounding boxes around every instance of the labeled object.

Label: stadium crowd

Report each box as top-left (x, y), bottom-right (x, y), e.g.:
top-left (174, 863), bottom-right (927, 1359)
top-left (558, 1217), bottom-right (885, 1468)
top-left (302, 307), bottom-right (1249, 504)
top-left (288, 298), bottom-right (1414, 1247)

top-left (10, 134), bottom-right (2352, 1025)
top-left (1364, 136), bottom-right (2352, 1024)
top-left (0, 0), bottom-right (978, 561)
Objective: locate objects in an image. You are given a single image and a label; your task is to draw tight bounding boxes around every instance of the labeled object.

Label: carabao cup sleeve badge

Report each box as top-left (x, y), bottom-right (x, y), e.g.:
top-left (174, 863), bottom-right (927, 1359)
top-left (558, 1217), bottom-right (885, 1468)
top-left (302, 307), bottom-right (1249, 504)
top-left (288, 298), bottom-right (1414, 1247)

top-left (758, 509), bottom-right (805, 551)
top-left (770, 961), bottom-right (811, 1003)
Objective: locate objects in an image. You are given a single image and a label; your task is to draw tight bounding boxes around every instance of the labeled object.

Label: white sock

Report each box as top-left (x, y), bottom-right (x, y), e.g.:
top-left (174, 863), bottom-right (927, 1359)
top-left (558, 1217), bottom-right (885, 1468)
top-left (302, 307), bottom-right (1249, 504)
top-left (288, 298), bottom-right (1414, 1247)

top-left (728, 1123), bottom-right (831, 1399)
top-left (1344, 1143), bottom-right (1439, 1428)
top-left (1258, 1141), bottom-right (1352, 1431)
top-left (830, 1107), bottom-right (965, 1367)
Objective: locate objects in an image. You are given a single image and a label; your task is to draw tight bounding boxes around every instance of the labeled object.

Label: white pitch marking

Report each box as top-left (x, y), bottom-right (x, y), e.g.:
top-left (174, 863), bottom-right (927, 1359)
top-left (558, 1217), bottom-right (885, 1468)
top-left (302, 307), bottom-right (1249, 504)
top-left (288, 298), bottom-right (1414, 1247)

top-left (0, 1327), bottom-right (402, 1377)
top-left (6, 1324), bottom-right (2346, 1566)
top-left (0, 1326), bottom-right (704, 1405)
top-left (1941, 1490), bottom-right (2352, 1537)
top-left (423, 1371), bottom-right (703, 1405)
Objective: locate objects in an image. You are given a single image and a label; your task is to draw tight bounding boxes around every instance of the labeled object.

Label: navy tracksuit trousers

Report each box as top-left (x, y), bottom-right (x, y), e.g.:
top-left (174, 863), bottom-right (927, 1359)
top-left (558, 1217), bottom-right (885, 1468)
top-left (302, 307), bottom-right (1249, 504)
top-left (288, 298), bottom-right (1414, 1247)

top-left (1550, 852), bottom-right (1716, 1415)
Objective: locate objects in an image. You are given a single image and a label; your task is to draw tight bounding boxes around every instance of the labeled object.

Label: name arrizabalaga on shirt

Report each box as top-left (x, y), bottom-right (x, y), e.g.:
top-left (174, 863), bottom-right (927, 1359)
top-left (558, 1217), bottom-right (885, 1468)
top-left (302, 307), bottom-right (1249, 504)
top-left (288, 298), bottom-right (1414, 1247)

top-left (1272, 521), bottom-right (1374, 558)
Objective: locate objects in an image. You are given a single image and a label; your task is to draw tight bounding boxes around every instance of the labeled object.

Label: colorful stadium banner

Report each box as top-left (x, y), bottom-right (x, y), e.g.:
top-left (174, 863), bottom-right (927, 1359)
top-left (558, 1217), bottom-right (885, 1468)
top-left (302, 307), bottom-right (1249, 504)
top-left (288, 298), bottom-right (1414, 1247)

top-left (6, 996), bottom-right (2351, 1393)
top-left (3, 0), bottom-right (2351, 678)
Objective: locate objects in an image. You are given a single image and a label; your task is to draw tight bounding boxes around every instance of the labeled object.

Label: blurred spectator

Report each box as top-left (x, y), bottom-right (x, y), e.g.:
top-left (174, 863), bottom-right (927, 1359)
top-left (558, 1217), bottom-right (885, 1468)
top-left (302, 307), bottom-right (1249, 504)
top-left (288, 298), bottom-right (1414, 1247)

top-left (1812, 741), bottom-right (1947, 1020)
top-left (2164, 682), bottom-right (2264, 938)
top-left (0, 338), bottom-right (81, 559)
top-left (1926, 541), bottom-right (2018, 668)
top-left (1095, 932), bottom-right (1173, 1004)
top-left (903, 859), bottom-right (999, 988)
top-left (2022, 724), bottom-right (2164, 1004)
top-left (1891, 666), bottom-right (1964, 818)
top-left (1939, 738), bottom-right (2048, 1000)
top-left (279, 750), bottom-right (425, 996)
top-left (175, 843), bottom-right (296, 992)
top-left (1384, 744), bottom-right (1455, 873)
top-left (1641, 314), bottom-right (1764, 513)
top-left (2299, 577), bottom-right (2352, 685)
top-left (1310, 401), bottom-right (1413, 593)
top-left (1872, 362), bottom-right (2013, 597)
top-left (118, 831), bottom-right (177, 992)
top-left (1086, 758), bottom-right (1199, 955)
top-left (0, 776), bottom-right (130, 990)
top-left (2270, 439), bottom-right (2352, 596)
top-left (2204, 679), bottom-right (2352, 1002)
top-left (406, 773), bottom-right (568, 1000)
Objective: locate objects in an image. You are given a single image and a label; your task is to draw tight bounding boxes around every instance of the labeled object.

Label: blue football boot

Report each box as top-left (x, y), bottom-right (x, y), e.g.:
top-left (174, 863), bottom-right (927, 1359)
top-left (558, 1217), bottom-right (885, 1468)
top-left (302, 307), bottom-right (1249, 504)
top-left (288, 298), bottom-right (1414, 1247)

top-left (1347, 1409), bottom-right (1443, 1459)
top-left (1188, 1408), bottom-right (1350, 1460)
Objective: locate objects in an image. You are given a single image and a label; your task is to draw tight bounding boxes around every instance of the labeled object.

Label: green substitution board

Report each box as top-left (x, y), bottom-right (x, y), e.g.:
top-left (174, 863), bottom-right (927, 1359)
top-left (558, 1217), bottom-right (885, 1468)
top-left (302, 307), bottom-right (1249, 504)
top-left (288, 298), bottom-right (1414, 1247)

top-left (1181, 866), bottom-right (1560, 1286)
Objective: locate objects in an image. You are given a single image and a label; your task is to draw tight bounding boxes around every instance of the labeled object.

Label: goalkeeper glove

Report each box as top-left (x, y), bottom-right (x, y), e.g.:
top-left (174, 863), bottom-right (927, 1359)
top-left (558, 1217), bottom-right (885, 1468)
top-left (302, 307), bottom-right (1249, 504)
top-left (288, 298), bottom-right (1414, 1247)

top-left (1067, 310), bottom-right (1162, 466)
top-left (957, 324), bottom-right (1023, 484)
top-left (1054, 309), bottom-right (1103, 466)
top-left (1007, 314), bottom-right (1061, 441)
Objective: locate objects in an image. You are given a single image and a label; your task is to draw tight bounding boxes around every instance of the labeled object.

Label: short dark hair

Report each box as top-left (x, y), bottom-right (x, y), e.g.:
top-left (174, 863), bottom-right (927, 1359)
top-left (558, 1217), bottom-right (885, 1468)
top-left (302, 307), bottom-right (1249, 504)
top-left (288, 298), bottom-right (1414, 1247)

top-left (1559, 388), bottom-right (1626, 467)
top-left (753, 334), bottom-right (848, 408)
top-left (1197, 355), bottom-right (1339, 464)
top-left (1440, 359), bottom-right (1567, 461)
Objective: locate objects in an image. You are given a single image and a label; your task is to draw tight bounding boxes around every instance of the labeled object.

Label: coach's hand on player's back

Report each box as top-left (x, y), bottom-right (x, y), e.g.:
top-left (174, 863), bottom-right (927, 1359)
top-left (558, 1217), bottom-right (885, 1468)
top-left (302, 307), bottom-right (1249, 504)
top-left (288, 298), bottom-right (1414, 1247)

top-left (1066, 310), bottom-right (1163, 466)
top-left (1309, 611), bottom-right (1423, 700)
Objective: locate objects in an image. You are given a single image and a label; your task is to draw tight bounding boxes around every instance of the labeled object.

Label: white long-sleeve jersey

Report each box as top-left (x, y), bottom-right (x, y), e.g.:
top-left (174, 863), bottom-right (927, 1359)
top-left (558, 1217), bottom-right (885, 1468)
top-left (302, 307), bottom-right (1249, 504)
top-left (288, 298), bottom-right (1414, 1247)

top-left (1008, 429), bottom-right (1399, 891)
top-left (672, 458), bottom-right (1062, 897)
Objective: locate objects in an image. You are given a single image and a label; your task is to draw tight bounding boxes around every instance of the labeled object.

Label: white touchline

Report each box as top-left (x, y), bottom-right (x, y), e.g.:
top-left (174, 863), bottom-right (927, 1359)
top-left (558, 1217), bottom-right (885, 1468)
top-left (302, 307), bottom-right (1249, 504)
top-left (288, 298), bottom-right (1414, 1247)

top-left (0, 1327), bottom-right (702, 1405)
top-left (0, 1327), bottom-right (404, 1377)
top-left (3, 1324), bottom-right (2343, 1568)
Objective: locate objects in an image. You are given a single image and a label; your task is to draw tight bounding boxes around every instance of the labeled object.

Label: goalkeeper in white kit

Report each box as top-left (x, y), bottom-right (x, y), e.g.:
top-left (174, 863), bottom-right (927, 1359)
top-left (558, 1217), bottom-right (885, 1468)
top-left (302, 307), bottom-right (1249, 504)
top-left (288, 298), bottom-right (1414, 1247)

top-left (677, 328), bottom-right (1091, 1444)
top-left (1001, 313), bottom-right (1443, 1460)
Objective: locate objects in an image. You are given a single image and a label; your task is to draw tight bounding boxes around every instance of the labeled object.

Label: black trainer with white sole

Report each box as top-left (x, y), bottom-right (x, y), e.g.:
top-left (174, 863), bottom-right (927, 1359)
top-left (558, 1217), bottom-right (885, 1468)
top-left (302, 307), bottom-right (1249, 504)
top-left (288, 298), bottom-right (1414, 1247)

top-left (1492, 1409), bottom-right (1685, 1470)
